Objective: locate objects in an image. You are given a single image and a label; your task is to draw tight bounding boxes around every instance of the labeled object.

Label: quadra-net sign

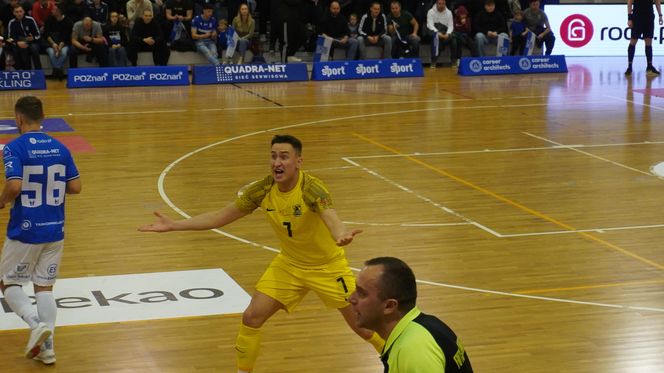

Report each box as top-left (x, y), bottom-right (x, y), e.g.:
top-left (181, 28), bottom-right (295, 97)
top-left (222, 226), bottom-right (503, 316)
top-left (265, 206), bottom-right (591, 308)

top-left (546, 4), bottom-right (664, 57)
top-left (0, 269), bottom-right (250, 330)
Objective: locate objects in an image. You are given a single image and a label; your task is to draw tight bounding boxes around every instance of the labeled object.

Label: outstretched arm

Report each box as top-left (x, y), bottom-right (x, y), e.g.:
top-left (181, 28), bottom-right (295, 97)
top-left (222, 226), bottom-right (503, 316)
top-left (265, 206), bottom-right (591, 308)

top-left (320, 208), bottom-right (362, 246)
top-left (139, 202), bottom-right (252, 232)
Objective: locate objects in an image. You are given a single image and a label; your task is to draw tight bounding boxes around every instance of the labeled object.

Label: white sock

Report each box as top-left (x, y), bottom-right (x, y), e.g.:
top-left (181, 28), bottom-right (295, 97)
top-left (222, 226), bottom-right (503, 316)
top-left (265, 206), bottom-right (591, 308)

top-left (3, 285), bottom-right (40, 329)
top-left (35, 291), bottom-right (56, 350)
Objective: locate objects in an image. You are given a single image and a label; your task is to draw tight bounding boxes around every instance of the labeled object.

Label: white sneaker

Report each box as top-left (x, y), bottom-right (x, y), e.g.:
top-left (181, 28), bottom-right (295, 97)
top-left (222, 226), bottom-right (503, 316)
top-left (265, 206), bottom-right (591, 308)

top-left (287, 56), bottom-right (302, 63)
top-left (33, 348), bottom-right (56, 365)
top-left (25, 323), bottom-right (51, 358)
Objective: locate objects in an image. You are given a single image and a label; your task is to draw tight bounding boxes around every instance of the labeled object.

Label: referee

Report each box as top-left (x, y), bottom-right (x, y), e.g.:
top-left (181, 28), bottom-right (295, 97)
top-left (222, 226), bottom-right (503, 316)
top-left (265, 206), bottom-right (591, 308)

top-left (626, 0), bottom-right (663, 75)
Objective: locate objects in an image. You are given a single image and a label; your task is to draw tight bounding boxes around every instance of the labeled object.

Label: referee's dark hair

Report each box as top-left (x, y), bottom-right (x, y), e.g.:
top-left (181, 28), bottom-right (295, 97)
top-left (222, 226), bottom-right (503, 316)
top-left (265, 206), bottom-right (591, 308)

top-left (271, 135), bottom-right (303, 156)
top-left (365, 257), bottom-right (417, 313)
top-left (15, 96), bottom-right (44, 123)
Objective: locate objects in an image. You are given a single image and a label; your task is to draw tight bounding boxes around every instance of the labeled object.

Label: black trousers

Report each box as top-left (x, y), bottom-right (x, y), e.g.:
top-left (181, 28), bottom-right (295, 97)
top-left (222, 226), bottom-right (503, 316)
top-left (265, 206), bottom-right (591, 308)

top-left (128, 41), bottom-right (171, 66)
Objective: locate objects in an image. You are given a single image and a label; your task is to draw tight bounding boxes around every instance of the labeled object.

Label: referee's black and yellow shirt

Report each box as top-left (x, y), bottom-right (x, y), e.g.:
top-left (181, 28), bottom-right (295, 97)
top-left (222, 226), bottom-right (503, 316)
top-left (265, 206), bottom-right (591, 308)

top-left (381, 306), bottom-right (473, 373)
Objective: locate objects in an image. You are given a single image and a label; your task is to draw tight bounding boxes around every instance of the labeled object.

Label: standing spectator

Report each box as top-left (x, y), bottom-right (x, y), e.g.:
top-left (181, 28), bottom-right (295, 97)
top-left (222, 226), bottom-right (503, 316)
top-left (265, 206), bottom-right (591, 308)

top-left (451, 5), bottom-right (476, 66)
top-left (43, 4), bottom-right (72, 79)
top-left (350, 257), bottom-right (473, 373)
top-left (0, 96), bottom-right (81, 366)
top-left (625, 0), bottom-right (662, 75)
top-left (358, 2), bottom-right (391, 59)
top-left (88, 0), bottom-right (110, 25)
top-left (104, 11), bottom-right (129, 66)
top-left (387, 0), bottom-right (419, 58)
top-left (126, 0), bottom-right (153, 27)
top-left (129, 9), bottom-right (170, 65)
top-left (427, 0), bottom-right (453, 68)
top-left (70, 16), bottom-right (108, 67)
top-left (278, 0), bottom-right (305, 62)
top-left (163, 0), bottom-right (193, 41)
top-left (522, 0), bottom-right (553, 55)
top-left (474, 0), bottom-right (508, 56)
top-left (509, 8), bottom-right (527, 55)
top-left (7, 6), bottom-right (42, 70)
top-left (232, 2), bottom-right (254, 63)
top-left (31, 0), bottom-right (55, 33)
top-left (191, 3), bottom-right (218, 65)
top-left (319, 1), bottom-right (358, 60)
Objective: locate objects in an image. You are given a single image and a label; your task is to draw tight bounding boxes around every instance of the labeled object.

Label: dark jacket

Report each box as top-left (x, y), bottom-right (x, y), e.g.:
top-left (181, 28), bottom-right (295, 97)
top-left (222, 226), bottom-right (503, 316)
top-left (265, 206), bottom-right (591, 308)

top-left (131, 18), bottom-right (164, 44)
top-left (359, 12), bottom-right (387, 37)
top-left (319, 12), bottom-right (349, 39)
top-left (44, 15), bottom-right (74, 45)
top-left (474, 9), bottom-right (507, 35)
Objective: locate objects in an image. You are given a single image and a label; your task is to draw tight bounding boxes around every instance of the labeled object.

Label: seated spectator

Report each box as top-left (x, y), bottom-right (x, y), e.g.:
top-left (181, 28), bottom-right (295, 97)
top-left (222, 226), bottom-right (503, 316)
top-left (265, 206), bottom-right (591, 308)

top-left (474, 0), bottom-right (508, 56)
top-left (44, 4), bottom-right (73, 79)
top-left (31, 0), bottom-right (55, 34)
top-left (191, 3), bottom-right (218, 65)
top-left (126, 0), bottom-right (153, 27)
top-left (358, 2), bottom-right (391, 59)
top-left (523, 0), bottom-right (553, 55)
top-left (64, 0), bottom-right (87, 23)
top-left (319, 1), bottom-right (357, 60)
top-left (7, 6), bottom-right (42, 70)
top-left (128, 9), bottom-right (170, 65)
top-left (0, 35), bottom-right (7, 71)
top-left (231, 3), bottom-right (254, 64)
top-left (348, 12), bottom-right (359, 39)
top-left (509, 8), bottom-right (527, 55)
top-left (451, 5), bottom-right (477, 66)
top-left (70, 16), bottom-right (109, 67)
top-left (427, 0), bottom-right (453, 68)
top-left (88, 0), bottom-right (110, 25)
top-left (387, 0), bottom-right (419, 59)
top-left (216, 18), bottom-right (230, 62)
top-left (104, 11), bottom-right (129, 66)
top-left (163, 0), bottom-right (193, 41)
top-left (2, 0), bottom-right (30, 30)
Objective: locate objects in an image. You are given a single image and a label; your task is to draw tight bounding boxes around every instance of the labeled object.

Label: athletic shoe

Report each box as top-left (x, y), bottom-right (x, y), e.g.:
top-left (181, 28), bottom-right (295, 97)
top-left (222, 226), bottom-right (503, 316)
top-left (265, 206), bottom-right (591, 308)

top-left (33, 348), bottom-right (56, 365)
top-left (25, 323), bottom-right (51, 358)
top-left (287, 56), bottom-right (302, 63)
top-left (647, 66), bottom-right (660, 75)
top-left (625, 66), bottom-right (632, 76)
top-left (430, 63), bottom-right (437, 69)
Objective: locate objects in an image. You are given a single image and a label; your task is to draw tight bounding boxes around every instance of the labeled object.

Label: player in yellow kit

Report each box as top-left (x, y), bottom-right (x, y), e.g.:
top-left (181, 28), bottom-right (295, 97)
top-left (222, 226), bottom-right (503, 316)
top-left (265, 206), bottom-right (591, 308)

top-left (139, 135), bottom-right (384, 373)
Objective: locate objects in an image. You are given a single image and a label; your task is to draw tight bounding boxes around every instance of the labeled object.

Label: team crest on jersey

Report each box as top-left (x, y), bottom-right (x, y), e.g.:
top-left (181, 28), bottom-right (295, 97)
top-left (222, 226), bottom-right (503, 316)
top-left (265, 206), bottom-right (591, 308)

top-left (293, 204), bottom-right (302, 217)
top-left (15, 263), bottom-right (29, 274)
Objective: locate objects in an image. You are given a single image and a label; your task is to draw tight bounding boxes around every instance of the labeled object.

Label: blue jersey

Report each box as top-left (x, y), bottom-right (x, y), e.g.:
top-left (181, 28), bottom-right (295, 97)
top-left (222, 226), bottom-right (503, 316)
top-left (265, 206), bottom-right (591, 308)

top-left (192, 15), bottom-right (217, 36)
top-left (3, 132), bottom-right (79, 244)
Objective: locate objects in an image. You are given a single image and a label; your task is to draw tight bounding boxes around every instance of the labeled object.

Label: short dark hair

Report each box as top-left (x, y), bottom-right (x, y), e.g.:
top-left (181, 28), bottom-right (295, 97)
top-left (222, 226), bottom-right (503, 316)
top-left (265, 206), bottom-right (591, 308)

top-left (15, 96), bottom-right (44, 123)
top-left (271, 135), bottom-right (302, 155)
top-left (485, 0), bottom-right (495, 5)
top-left (365, 257), bottom-right (417, 312)
top-left (203, 3), bottom-right (214, 10)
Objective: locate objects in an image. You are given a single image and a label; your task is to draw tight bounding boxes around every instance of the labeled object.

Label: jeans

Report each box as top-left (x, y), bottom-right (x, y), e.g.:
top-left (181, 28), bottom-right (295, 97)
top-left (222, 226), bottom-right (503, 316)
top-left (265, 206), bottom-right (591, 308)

top-left (475, 32), bottom-right (509, 56)
top-left (357, 34), bottom-right (392, 59)
top-left (46, 46), bottom-right (69, 69)
top-left (108, 46), bottom-right (128, 67)
top-left (196, 39), bottom-right (220, 65)
top-left (331, 38), bottom-right (359, 60)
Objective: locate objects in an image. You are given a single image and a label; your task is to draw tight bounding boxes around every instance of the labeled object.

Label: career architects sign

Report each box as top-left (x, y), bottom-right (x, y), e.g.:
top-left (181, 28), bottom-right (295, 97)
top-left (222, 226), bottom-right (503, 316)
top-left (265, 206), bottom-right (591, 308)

top-left (0, 70), bottom-right (46, 90)
top-left (458, 55), bottom-right (568, 76)
top-left (311, 58), bottom-right (424, 81)
top-left (193, 63), bottom-right (309, 84)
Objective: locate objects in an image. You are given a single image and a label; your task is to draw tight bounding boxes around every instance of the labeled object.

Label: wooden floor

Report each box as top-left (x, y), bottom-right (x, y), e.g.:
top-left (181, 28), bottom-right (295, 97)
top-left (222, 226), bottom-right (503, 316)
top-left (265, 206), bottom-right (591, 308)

top-left (0, 56), bottom-right (663, 372)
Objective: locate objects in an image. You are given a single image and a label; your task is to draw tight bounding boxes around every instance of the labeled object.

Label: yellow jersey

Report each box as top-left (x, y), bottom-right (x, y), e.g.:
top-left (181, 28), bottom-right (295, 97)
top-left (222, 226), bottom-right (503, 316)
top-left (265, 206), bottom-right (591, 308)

top-left (235, 171), bottom-right (345, 267)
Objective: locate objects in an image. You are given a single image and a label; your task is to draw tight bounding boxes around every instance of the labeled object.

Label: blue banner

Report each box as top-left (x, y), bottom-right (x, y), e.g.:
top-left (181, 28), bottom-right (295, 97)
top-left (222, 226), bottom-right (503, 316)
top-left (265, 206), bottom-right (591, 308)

top-left (0, 70), bottom-right (46, 90)
top-left (192, 64), bottom-right (308, 84)
top-left (458, 55), bottom-right (567, 76)
top-left (67, 66), bottom-right (189, 88)
top-left (311, 59), bottom-right (424, 81)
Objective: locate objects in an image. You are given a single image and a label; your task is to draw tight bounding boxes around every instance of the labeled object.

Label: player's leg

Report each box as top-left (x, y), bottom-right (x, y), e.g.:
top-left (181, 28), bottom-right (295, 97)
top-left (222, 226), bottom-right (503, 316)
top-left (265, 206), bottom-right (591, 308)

top-left (644, 16), bottom-right (659, 74)
top-left (627, 17), bottom-right (644, 75)
top-left (236, 291), bottom-right (284, 373)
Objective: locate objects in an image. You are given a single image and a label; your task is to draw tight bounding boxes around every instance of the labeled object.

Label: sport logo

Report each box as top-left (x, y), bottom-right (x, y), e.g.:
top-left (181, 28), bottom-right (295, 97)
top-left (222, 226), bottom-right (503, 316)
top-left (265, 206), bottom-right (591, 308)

top-left (560, 14), bottom-right (594, 48)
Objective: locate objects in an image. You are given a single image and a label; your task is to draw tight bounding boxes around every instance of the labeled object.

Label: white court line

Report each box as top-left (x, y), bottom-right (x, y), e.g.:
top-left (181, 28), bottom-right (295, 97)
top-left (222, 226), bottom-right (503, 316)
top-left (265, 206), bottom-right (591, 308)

top-left (500, 223), bottom-right (664, 237)
top-left (154, 104), bottom-right (664, 313)
top-left (523, 132), bottom-right (655, 177)
top-left (342, 157), bottom-right (503, 238)
top-left (605, 94), bottom-right (664, 111)
top-left (343, 221), bottom-right (472, 227)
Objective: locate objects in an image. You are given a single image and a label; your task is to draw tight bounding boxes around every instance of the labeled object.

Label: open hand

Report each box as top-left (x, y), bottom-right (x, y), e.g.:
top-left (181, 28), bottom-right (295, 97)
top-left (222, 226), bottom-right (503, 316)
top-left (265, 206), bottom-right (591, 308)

top-left (336, 229), bottom-right (363, 246)
top-left (138, 211), bottom-right (175, 232)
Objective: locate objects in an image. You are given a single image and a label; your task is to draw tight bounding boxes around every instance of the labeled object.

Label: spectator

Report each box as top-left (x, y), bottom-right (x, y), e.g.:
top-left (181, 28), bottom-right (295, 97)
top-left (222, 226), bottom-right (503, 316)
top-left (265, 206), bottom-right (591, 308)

top-left (358, 2), bottom-right (391, 59)
top-left (509, 8), bottom-right (527, 55)
top-left (2, 0), bottom-right (30, 30)
top-left (104, 11), bottom-right (129, 66)
top-left (163, 0), bottom-right (193, 41)
top-left (387, 0), bottom-right (419, 58)
top-left (70, 16), bottom-right (108, 67)
top-left (278, 0), bottom-right (305, 62)
top-left (474, 0), bottom-right (508, 56)
top-left (7, 6), bottom-right (42, 70)
top-left (128, 9), bottom-right (170, 65)
top-left (31, 0), bottom-right (55, 33)
top-left (191, 3), bottom-right (218, 65)
top-left (43, 4), bottom-right (72, 79)
top-left (216, 18), bottom-right (230, 62)
top-left (232, 3), bottom-right (254, 63)
top-left (427, 0), bottom-right (453, 68)
top-left (88, 0), bottom-right (110, 25)
top-left (107, 0), bottom-right (129, 17)
top-left (126, 0), bottom-right (153, 27)
top-left (64, 0), bottom-right (87, 23)
top-left (348, 12), bottom-right (359, 38)
top-left (451, 5), bottom-right (476, 67)
top-left (319, 1), bottom-right (357, 60)
top-left (523, 0), bottom-right (553, 55)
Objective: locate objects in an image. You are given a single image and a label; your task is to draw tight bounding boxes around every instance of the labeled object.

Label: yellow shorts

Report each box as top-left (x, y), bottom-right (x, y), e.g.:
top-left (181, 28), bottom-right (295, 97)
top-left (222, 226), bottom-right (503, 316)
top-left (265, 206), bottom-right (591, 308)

top-left (256, 254), bottom-right (356, 313)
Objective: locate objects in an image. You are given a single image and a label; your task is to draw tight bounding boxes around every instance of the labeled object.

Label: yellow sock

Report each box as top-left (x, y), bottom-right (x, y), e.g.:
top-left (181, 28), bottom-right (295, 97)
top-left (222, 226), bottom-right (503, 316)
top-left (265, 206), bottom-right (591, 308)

top-left (236, 323), bottom-right (262, 372)
top-left (366, 331), bottom-right (385, 353)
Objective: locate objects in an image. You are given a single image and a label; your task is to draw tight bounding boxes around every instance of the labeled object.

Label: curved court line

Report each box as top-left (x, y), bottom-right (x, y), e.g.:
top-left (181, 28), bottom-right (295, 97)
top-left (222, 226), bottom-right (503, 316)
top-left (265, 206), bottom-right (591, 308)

top-left (155, 110), bottom-right (664, 314)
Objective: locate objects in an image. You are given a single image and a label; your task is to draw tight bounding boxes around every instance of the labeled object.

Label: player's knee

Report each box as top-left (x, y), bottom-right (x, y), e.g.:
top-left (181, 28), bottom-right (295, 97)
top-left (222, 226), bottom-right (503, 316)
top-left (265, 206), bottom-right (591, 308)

top-left (242, 307), bottom-right (267, 328)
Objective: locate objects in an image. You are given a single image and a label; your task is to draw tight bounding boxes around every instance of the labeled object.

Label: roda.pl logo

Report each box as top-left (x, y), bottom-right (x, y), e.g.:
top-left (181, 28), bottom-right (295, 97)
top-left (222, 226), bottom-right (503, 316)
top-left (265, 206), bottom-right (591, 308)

top-left (560, 14), bottom-right (594, 48)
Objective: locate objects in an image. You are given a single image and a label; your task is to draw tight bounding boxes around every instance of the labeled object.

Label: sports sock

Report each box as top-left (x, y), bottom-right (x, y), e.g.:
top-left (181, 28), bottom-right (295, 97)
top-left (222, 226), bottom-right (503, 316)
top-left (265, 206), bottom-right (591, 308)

top-left (646, 45), bottom-right (653, 65)
top-left (365, 331), bottom-right (385, 353)
top-left (236, 323), bottom-right (261, 372)
top-left (35, 291), bottom-right (56, 349)
top-left (628, 44), bottom-right (636, 64)
top-left (3, 285), bottom-right (40, 329)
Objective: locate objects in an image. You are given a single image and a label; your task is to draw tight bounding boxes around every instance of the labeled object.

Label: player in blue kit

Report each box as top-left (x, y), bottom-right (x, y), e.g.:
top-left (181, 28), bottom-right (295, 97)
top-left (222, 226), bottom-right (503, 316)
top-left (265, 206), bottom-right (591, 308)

top-left (0, 96), bottom-right (81, 365)
top-left (626, 0), bottom-right (663, 75)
